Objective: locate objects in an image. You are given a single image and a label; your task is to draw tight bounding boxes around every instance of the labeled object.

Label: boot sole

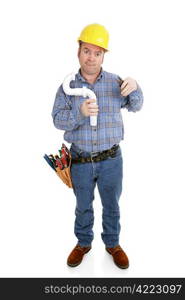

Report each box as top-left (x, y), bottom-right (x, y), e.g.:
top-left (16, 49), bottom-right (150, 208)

top-left (67, 248), bottom-right (91, 267)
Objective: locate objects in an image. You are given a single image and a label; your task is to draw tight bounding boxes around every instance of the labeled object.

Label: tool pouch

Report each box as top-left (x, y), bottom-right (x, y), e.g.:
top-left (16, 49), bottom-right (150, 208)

top-left (44, 144), bottom-right (73, 189)
top-left (55, 152), bottom-right (73, 188)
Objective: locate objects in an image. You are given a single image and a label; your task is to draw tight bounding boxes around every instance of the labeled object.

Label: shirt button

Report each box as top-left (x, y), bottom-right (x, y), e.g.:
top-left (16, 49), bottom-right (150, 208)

top-left (93, 128), bottom-right (97, 131)
top-left (93, 143), bottom-right (97, 146)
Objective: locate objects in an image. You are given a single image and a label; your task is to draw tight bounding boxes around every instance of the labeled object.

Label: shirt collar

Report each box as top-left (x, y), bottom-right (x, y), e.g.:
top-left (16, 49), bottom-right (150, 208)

top-left (76, 68), bottom-right (104, 83)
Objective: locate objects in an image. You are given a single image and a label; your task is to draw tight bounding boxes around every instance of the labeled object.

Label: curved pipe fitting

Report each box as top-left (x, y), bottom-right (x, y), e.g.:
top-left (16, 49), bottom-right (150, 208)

top-left (63, 73), bottom-right (97, 126)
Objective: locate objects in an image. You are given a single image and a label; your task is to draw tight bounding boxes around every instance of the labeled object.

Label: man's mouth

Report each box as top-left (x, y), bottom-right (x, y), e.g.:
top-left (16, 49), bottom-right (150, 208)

top-left (86, 63), bottom-right (96, 67)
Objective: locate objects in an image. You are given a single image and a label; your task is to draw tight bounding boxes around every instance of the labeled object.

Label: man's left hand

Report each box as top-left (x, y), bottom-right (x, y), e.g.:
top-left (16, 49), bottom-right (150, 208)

top-left (121, 77), bottom-right (137, 97)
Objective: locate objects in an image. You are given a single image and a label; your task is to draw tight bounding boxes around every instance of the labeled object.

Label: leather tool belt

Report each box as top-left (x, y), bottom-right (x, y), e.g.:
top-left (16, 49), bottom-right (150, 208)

top-left (71, 144), bottom-right (119, 164)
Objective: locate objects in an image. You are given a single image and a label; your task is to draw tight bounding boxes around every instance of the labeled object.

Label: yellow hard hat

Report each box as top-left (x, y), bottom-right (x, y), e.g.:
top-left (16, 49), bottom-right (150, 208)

top-left (77, 23), bottom-right (109, 51)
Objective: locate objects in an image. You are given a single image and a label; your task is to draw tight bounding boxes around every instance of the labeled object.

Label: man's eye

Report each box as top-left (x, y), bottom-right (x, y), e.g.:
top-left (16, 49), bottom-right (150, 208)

top-left (96, 52), bottom-right (101, 57)
top-left (84, 49), bottom-right (89, 54)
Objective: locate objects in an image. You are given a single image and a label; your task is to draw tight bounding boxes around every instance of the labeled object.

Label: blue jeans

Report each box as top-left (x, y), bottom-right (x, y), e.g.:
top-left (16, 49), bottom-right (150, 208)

top-left (70, 143), bottom-right (123, 248)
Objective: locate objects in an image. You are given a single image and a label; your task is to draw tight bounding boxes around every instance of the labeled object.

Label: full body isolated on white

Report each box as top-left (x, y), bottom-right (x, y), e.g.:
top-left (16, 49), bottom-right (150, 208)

top-left (52, 23), bottom-right (144, 269)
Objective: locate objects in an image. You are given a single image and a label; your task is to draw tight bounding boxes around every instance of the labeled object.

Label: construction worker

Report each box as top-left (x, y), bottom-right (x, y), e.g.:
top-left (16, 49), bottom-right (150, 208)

top-left (52, 23), bottom-right (143, 269)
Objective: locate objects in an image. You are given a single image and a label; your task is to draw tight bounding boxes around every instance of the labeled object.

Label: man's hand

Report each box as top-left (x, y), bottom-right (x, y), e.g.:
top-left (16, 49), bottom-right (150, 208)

top-left (80, 99), bottom-right (99, 117)
top-left (120, 77), bottom-right (137, 97)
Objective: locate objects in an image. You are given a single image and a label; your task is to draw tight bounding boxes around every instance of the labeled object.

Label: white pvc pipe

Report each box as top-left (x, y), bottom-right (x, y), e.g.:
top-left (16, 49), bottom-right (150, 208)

top-left (62, 73), bottom-right (97, 126)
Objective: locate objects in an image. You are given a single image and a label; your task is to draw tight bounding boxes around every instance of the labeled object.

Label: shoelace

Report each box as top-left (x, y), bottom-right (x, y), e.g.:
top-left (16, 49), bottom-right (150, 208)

top-left (112, 245), bottom-right (123, 255)
top-left (75, 245), bottom-right (85, 252)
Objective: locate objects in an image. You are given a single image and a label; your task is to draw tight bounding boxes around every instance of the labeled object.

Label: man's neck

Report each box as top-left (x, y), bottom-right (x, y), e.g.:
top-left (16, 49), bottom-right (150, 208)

top-left (80, 69), bottom-right (101, 84)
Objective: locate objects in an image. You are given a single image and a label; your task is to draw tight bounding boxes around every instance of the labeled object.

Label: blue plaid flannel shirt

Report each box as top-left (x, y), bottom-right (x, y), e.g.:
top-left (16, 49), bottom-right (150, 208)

top-left (52, 69), bottom-right (143, 152)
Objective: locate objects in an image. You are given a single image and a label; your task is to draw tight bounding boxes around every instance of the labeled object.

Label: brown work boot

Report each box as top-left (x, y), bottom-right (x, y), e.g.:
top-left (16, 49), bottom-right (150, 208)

top-left (106, 245), bottom-right (129, 269)
top-left (67, 245), bottom-right (91, 267)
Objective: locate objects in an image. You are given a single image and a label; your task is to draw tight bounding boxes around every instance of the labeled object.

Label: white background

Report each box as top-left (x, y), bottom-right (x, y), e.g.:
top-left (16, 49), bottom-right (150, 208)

top-left (0, 0), bottom-right (185, 277)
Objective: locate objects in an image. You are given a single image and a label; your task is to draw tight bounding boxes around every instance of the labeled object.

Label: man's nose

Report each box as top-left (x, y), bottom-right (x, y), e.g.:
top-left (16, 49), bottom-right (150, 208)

top-left (87, 53), bottom-right (95, 61)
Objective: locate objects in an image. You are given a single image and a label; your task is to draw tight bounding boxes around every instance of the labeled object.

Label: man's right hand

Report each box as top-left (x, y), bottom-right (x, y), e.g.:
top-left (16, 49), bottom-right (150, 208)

top-left (80, 99), bottom-right (99, 117)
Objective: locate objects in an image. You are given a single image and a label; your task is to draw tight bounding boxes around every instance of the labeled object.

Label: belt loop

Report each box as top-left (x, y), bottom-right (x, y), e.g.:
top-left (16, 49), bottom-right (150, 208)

top-left (71, 143), bottom-right (84, 155)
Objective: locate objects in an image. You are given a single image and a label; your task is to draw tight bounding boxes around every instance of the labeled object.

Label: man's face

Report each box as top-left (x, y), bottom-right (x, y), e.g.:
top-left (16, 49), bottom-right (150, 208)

top-left (78, 42), bottom-right (105, 76)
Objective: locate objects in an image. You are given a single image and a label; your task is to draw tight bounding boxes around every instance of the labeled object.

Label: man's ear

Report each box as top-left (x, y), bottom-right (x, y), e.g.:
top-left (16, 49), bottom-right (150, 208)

top-left (102, 52), bottom-right (105, 64)
top-left (77, 47), bottom-right (81, 58)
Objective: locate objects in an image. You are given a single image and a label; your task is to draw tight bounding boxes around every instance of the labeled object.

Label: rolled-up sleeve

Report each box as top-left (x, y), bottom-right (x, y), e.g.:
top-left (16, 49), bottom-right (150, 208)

top-left (125, 85), bottom-right (144, 112)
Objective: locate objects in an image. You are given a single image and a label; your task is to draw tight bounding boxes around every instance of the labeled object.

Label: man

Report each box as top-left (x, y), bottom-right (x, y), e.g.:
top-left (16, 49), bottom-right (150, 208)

top-left (52, 24), bottom-right (143, 269)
